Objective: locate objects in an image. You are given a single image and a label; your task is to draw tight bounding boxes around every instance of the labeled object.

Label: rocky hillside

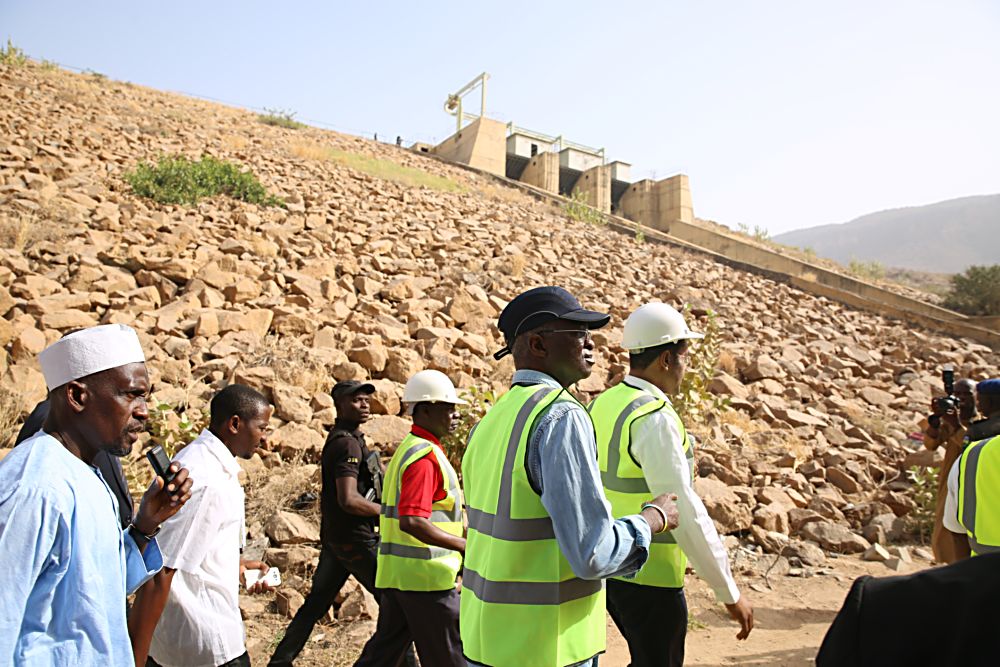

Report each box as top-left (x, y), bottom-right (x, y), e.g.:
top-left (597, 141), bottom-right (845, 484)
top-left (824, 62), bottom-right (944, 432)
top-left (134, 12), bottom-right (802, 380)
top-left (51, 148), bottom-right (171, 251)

top-left (2, 62), bottom-right (998, 654)
top-left (774, 194), bottom-right (1000, 274)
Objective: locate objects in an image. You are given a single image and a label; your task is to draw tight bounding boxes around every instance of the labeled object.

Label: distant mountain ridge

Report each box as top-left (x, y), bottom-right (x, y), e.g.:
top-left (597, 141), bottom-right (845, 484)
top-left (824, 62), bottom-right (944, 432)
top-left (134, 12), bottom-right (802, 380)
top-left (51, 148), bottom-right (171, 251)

top-left (773, 194), bottom-right (1000, 273)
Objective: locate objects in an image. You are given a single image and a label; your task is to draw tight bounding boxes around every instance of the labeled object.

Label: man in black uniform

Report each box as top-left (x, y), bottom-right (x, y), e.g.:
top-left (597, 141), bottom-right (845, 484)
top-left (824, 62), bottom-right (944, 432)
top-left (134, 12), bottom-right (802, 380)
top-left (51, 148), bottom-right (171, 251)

top-left (269, 381), bottom-right (415, 666)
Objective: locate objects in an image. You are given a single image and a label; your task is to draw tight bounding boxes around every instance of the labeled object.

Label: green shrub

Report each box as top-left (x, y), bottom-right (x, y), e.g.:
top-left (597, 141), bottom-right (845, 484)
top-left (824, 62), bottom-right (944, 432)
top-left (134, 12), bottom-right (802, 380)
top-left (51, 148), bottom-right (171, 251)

top-left (441, 386), bottom-right (498, 478)
top-left (563, 190), bottom-right (606, 225)
top-left (258, 108), bottom-right (306, 130)
top-left (943, 264), bottom-right (1000, 316)
top-left (673, 310), bottom-right (729, 425)
top-left (905, 466), bottom-right (936, 544)
top-left (634, 222), bottom-right (646, 244)
top-left (848, 259), bottom-right (886, 281)
top-left (125, 155), bottom-right (284, 207)
top-left (736, 222), bottom-right (770, 242)
top-left (123, 401), bottom-right (206, 499)
top-left (0, 39), bottom-right (28, 67)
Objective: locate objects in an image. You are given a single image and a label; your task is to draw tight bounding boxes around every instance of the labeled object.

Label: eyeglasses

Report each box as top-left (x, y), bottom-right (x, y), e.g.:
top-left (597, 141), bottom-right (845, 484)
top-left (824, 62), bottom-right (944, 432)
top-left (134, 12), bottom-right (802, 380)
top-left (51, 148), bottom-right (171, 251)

top-left (536, 329), bottom-right (592, 342)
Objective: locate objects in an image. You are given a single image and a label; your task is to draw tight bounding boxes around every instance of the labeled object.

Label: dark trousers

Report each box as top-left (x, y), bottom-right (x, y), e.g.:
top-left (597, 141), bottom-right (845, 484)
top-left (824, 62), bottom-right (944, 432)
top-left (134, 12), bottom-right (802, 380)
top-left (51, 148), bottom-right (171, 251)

top-left (148, 652), bottom-right (250, 667)
top-left (606, 579), bottom-right (687, 667)
top-left (354, 588), bottom-right (463, 667)
top-left (269, 540), bottom-right (417, 666)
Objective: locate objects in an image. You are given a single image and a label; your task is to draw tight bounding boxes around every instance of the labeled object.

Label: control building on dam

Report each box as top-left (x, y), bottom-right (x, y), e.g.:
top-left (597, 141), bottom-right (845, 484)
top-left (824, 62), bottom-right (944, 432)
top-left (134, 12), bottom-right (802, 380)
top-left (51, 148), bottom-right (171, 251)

top-left (412, 73), bottom-right (693, 234)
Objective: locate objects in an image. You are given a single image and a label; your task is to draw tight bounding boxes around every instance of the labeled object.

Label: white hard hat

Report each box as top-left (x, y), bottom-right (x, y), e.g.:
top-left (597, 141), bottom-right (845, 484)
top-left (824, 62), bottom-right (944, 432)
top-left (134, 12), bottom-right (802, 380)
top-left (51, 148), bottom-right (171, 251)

top-left (622, 303), bottom-right (704, 351)
top-left (402, 370), bottom-right (467, 413)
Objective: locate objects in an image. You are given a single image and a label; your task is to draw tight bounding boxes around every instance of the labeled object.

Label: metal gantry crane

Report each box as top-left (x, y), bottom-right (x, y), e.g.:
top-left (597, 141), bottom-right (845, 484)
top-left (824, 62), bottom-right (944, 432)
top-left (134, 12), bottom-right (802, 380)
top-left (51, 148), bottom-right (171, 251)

top-left (444, 72), bottom-right (489, 134)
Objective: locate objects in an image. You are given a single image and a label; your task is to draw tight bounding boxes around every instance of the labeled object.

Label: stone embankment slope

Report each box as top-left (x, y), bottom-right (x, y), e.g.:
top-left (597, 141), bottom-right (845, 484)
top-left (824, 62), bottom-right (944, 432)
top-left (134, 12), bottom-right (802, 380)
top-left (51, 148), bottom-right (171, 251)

top-left (1, 62), bottom-right (997, 649)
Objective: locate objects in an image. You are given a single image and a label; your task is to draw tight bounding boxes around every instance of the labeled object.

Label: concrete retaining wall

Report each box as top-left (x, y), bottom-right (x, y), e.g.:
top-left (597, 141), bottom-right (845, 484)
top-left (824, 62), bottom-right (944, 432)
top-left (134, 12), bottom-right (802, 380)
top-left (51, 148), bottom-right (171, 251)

top-left (431, 117), bottom-right (507, 177)
top-left (518, 152), bottom-right (560, 193)
top-left (571, 164), bottom-right (611, 213)
top-left (618, 174), bottom-right (693, 228)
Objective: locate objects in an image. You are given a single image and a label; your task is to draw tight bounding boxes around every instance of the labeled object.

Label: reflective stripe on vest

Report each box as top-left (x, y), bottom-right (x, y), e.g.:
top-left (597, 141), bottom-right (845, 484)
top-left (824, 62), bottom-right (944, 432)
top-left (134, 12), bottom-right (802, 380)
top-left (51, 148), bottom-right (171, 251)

top-left (376, 434), bottom-right (463, 591)
top-left (461, 384), bottom-right (606, 667)
top-left (957, 435), bottom-right (1000, 556)
top-left (591, 382), bottom-right (694, 587)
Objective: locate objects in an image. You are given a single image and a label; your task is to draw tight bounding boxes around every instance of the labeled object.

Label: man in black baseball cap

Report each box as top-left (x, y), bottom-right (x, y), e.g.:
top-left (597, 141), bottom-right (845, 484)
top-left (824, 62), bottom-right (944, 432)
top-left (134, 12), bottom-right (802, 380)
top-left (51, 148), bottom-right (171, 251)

top-left (493, 285), bottom-right (611, 360)
top-left (270, 379), bottom-right (416, 666)
top-left (461, 286), bottom-right (680, 667)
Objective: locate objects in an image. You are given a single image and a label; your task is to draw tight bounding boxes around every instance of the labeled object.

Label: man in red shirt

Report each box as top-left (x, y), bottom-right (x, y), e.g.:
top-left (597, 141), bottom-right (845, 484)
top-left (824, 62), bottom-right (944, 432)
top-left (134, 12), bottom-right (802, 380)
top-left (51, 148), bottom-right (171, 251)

top-left (354, 370), bottom-right (466, 667)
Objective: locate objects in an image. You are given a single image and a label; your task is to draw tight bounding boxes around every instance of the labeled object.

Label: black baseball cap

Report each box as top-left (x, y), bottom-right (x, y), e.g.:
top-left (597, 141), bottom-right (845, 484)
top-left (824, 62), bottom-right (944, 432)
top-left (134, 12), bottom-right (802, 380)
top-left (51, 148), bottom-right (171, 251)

top-left (493, 286), bottom-right (610, 360)
top-left (331, 380), bottom-right (376, 399)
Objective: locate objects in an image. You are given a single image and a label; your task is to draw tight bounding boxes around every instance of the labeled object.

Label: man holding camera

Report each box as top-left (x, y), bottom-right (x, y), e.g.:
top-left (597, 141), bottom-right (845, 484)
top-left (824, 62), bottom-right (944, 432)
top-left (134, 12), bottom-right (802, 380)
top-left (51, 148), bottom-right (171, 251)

top-left (921, 376), bottom-right (977, 563)
top-left (943, 379), bottom-right (1000, 556)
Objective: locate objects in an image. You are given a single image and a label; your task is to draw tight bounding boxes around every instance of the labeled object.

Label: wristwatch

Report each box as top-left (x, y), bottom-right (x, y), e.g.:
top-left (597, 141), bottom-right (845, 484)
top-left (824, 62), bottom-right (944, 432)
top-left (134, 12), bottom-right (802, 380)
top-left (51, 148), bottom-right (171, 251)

top-left (129, 522), bottom-right (161, 542)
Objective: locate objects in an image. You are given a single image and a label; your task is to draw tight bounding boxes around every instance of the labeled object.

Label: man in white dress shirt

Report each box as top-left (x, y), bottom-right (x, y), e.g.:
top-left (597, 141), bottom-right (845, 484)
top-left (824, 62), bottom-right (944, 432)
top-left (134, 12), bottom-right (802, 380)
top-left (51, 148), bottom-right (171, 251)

top-left (129, 384), bottom-right (273, 667)
top-left (590, 303), bottom-right (753, 667)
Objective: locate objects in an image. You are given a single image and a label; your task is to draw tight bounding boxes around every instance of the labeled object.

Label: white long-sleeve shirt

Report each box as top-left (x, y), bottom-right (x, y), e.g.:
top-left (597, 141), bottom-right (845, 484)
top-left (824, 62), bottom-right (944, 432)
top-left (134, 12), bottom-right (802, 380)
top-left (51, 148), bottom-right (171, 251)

top-left (943, 457), bottom-right (965, 534)
top-left (624, 375), bottom-right (741, 604)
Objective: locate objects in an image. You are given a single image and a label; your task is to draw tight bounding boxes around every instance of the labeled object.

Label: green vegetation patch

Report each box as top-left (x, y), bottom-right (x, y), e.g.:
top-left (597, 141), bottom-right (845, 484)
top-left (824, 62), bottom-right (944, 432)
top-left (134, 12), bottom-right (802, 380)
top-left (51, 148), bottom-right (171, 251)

top-left (848, 258), bottom-right (886, 281)
top-left (944, 264), bottom-right (1000, 316)
top-left (257, 108), bottom-right (306, 130)
top-left (0, 39), bottom-right (28, 67)
top-left (125, 155), bottom-right (284, 207)
top-left (327, 148), bottom-right (461, 192)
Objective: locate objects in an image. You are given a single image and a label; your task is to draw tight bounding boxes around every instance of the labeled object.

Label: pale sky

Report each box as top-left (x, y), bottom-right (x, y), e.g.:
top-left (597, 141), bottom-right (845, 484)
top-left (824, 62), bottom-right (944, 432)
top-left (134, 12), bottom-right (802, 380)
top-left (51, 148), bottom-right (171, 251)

top-left (3, 1), bottom-right (998, 235)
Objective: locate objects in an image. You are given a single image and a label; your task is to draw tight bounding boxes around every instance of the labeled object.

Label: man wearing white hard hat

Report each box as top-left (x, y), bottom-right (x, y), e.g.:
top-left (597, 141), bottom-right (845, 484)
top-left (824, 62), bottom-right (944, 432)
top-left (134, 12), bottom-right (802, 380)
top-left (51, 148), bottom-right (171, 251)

top-left (589, 303), bottom-right (753, 667)
top-left (354, 370), bottom-right (466, 667)
top-left (0, 324), bottom-right (193, 666)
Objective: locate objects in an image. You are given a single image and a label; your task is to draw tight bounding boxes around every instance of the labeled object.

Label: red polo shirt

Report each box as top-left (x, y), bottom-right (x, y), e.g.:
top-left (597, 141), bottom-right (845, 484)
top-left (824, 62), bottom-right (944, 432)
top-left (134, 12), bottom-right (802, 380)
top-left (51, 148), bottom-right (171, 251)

top-left (397, 425), bottom-right (448, 518)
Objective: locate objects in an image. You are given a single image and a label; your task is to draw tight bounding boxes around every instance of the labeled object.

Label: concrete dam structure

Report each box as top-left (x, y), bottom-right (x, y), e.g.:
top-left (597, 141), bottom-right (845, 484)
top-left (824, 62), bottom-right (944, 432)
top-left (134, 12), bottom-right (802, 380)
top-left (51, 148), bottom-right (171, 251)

top-left (415, 73), bottom-right (693, 232)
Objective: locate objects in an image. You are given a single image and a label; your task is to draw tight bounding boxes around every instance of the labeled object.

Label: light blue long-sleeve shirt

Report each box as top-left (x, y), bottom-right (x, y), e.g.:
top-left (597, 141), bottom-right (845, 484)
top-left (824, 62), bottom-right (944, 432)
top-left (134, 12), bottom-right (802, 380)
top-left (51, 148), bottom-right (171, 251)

top-left (0, 433), bottom-right (162, 666)
top-left (467, 371), bottom-right (652, 667)
top-left (516, 369), bottom-right (652, 580)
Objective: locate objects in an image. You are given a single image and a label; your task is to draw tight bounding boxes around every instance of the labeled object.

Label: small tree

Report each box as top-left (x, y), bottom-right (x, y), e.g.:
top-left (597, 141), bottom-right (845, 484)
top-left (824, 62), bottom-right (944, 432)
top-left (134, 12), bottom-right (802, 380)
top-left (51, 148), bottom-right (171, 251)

top-left (441, 386), bottom-right (497, 479)
top-left (673, 310), bottom-right (729, 425)
top-left (943, 264), bottom-right (1000, 316)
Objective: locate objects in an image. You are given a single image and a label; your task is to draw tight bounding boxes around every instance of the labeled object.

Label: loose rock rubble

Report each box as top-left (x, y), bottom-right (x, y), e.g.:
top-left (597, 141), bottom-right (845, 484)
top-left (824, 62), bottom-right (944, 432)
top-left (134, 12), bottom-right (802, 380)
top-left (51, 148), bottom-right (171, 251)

top-left (1, 62), bottom-right (997, 639)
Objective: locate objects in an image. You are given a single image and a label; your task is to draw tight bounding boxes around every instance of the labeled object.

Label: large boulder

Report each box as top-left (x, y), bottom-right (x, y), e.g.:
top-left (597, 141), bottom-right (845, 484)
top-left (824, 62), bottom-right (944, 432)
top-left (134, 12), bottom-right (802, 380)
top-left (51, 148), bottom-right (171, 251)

top-left (693, 478), bottom-right (752, 534)
top-left (797, 521), bottom-right (871, 554)
top-left (265, 511), bottom-right (320, 546)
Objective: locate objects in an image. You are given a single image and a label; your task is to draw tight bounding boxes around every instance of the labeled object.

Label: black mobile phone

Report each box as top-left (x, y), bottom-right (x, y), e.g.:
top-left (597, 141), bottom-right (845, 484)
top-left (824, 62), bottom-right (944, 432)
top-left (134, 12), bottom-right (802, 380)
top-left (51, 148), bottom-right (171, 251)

top-left (146, 445), bottom-right (177, 485)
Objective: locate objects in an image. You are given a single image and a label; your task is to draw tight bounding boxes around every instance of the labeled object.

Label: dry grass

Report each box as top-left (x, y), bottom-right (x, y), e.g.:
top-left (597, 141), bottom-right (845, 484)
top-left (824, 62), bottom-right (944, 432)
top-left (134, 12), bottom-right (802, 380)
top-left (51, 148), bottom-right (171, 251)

top-left (717, 350), bottom-right (738, 375)
top-left (476, 182), bottom-right (532, 205)
top-left (247, 335), bottom-right (331, 397)
top-left (220, 135), bottom-right (249, 151)
top-left (0, 385), bottom-right (25, 448)
top-left (0, 209), bottom-right (70, 253)
top-left (288, 141), bottom-right (461, 192)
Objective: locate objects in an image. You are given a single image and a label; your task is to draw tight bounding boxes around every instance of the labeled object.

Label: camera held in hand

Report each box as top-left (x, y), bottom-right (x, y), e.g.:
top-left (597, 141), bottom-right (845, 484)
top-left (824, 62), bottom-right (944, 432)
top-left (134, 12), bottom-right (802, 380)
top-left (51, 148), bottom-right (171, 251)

top-left (929, 367), bottom-right (957, 426)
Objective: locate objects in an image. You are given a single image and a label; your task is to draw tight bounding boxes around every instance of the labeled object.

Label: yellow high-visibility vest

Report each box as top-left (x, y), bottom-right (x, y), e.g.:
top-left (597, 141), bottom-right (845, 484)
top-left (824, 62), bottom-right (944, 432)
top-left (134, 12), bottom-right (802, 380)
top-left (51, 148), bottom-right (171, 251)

top-left (376, 433), bottom-right (463, 591)
top-left (590, 382), bottom-right (693, 588)
top-left (461, 384), bottom-right (606, 667)
top-left (957, 435), bottom-right (1000, 556)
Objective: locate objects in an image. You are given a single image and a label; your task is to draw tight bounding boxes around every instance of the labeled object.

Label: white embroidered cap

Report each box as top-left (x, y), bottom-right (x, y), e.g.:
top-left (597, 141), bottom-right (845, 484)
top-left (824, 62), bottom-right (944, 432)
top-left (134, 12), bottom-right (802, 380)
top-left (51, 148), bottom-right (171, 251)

top-left (38, 324), bottom-right (146, 390)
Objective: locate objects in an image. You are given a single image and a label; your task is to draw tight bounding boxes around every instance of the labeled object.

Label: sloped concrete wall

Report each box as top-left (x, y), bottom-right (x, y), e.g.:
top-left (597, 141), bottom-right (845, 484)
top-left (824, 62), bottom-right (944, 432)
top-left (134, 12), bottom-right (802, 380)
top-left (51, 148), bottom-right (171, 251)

top-left (571, 164), bottom-right (611, 213)
top-left (432, 117), bottom-right (506, 177)
top-left (518, 152), bottom-right (559, 193)
top-left (618, 174), bottom-right (693, 229)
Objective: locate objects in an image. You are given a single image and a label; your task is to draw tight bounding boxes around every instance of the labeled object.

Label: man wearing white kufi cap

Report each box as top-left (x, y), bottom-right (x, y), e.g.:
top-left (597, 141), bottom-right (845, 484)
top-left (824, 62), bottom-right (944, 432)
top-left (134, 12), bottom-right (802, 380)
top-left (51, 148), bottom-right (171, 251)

top-left (0, 324), bottom-right (194, 666)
